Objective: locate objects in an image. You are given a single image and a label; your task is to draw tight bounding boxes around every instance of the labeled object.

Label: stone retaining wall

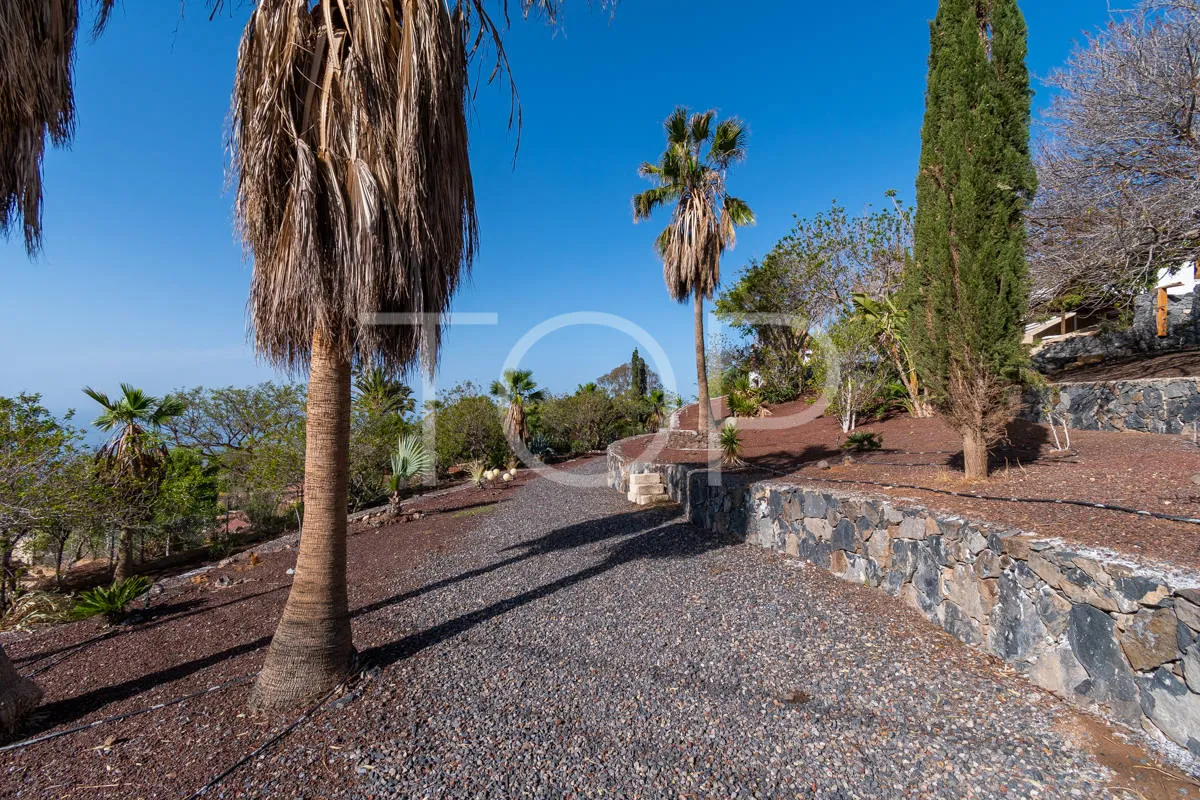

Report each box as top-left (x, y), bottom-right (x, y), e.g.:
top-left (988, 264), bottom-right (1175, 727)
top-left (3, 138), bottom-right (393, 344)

top-left (609, 445), bottom-right (1200, 758)
top-left (1024, 377), bottom-right (1200, 435)
top-left (1033, 290), bottom-right (1198, 374)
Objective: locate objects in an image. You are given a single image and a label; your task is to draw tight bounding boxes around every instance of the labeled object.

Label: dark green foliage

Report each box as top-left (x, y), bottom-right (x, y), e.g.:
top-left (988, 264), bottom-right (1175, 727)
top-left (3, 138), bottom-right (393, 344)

top-left (154, 448), bottom-right (220, 537)
top-left (727, 390), bottom-right (760, 418)
top-left (0, 394), bottom-right (87, 610)
top-left (433, 384), bottom-right (510, 472)
top-left (630, 349), bottom-right (648, 398)
top-left (905, 0), bottom-right (1036, 459)
top-left (243, 494), bottom-right (298, 537)
top-left (168, 382), bottom-right (308, 517)
top-left (71, 576), bottom-right (152, 625)
top-left (841, 431), bottom-right (883, 452)
top-left (349, 384), bottom-right (416, 510)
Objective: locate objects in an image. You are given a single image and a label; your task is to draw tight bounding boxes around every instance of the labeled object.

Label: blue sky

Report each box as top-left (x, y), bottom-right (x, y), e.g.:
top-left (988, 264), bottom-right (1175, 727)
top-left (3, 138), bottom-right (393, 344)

top-left (0, 1), bottom-right (1113, 420)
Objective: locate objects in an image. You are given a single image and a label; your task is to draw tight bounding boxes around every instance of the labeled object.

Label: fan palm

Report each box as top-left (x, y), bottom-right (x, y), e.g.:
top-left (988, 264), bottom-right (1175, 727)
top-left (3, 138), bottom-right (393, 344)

top-left (386, 434), bottom-right (434, 513)
top-left (83, 384), bottom-right (186, 582)
top-left (489, 369), bottom-right (543, 447)
top-left (229, 0), bottom-right (579, 711)
top-left (646, 388), bottom-right (668, 430)
top-left (633, 107), bottom-right (754, 433)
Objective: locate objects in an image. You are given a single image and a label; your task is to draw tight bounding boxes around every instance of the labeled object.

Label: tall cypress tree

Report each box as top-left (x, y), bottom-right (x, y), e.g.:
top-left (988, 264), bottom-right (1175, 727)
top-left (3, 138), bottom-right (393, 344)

top-left (905, 0), bottom-right (1036, 479)
top-left (630, 348), bottom-right (648, 397)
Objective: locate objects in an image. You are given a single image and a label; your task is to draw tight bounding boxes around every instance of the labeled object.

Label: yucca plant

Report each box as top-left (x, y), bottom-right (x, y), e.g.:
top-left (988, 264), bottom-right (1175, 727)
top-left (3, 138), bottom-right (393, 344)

top-left (387, 434), bottom-right (434, 514)
top-left (71, 576), bottom-right (152, 625)
top-left (468, 460), bottom-right (487, 488)
top-left (718, 421), bottom-right (745, 467)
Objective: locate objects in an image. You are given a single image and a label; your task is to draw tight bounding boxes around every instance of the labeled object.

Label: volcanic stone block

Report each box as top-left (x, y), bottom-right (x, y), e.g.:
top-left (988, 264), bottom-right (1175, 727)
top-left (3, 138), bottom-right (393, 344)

top-left (1068, 604), bottom-right (1141, 723)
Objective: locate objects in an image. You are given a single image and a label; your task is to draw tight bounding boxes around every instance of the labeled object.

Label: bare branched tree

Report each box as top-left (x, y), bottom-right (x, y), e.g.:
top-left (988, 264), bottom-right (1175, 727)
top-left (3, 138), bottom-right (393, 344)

top-left (1030, 0), bottom-right (1200, 310)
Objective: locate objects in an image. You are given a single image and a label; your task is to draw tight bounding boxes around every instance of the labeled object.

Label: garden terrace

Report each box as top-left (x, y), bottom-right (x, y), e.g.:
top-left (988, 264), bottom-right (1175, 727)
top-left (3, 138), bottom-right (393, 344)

top-left (616, 411), bottom-right (1200, 569)
top-left (5, 460), bottom-right (1199, 798)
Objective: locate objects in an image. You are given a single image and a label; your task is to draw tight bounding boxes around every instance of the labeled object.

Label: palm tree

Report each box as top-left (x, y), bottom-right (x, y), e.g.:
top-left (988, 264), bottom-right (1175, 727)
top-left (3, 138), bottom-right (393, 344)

top-left (852, 293), bottom-right (934, 418)
top-left (1, 1), bottom-right (118, 738)
top-left (633, 107), bottom-right (754, 433)
top-left (353, 365), bottom-right (415, 417)
top-left (1, 0), bottom-right (587, 714)
top-left (490, 369), bottom-right (544, 447)
top-left (646, 388), bottom-right (668, 430)
top-left (83, 384), bottom-right (185, 582)
top-left (229, 0), bottom-right (575, 711)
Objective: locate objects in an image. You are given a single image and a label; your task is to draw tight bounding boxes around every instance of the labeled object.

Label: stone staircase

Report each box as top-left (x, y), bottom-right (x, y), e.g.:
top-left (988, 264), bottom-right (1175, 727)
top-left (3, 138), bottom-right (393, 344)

top-left (627, 472), bottom-right (671, 506)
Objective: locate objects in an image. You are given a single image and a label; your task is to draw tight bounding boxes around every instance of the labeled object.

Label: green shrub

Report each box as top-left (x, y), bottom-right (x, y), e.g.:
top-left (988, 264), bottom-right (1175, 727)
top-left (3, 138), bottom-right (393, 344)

top-left (434, 390), bottom-right (510, 472)
top-left (71, 576), bottom-right (152, 624)
top-left (727, 389), bottom-right (762, 418)
top-left (388, 434), bottom-right (434, 502)
top-left (245, 493), bottom-right (294, 536)
top-left (841, 431), bottom-right (883, 452)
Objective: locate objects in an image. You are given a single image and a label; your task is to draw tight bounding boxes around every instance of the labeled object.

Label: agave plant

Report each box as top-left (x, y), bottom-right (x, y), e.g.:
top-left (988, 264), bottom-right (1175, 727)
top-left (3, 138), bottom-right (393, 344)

top-left (387, 434), bottom-right (434, 514)
top-left (71, 576), bottom-right (152, 625)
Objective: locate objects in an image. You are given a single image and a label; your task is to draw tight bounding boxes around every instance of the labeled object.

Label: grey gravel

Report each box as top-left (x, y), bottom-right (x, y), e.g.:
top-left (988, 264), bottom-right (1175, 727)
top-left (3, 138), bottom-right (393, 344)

top-left (247, 460), bottom-right (1131, 799)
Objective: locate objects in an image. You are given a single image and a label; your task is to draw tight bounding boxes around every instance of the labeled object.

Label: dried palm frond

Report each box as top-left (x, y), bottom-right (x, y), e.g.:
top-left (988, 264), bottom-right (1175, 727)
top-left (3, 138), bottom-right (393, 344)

top-left (231, 0), bottom-right (588, 372)
top-left (0, 1), bottom-right (120, 254)
top-left (0, 590), bottom-right (74, 631)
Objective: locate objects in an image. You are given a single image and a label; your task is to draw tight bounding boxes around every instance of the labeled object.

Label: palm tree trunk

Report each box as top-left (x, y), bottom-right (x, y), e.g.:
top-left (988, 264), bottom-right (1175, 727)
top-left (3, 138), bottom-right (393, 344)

top-left (251, 326), bottom-right (353, 711)
top-left (112, 528), bottom-right (135, 582)
top-left (694, 287), bottom-right (711, 433)
top-left (0, 643), bottom-right (41, 742)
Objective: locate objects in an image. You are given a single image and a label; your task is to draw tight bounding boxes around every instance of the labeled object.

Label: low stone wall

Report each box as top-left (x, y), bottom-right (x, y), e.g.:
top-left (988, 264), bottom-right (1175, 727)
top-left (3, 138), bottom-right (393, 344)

top-left (1024, 377), bottom-right (1200, 435)
top-left (609, 445), bottom-right (1200, 758)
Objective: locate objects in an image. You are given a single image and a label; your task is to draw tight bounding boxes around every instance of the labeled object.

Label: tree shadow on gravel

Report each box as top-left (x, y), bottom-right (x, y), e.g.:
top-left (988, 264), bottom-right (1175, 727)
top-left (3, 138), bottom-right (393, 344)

top-left (359, 512), bottom-right (736, 669)
top-left (352, 504), bottom-right (681, 621)
top-left (28, 633), bottom-right (270, 733)
top-left (743, 444), bottom-right (841, 477)
top-left (12, 585), bottom-right (287, 670)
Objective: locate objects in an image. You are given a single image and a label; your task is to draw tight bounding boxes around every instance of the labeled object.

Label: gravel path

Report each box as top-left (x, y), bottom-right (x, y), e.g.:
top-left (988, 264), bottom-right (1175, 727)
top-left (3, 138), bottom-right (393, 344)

top-left (255, 460), bottom-right (1130, 799)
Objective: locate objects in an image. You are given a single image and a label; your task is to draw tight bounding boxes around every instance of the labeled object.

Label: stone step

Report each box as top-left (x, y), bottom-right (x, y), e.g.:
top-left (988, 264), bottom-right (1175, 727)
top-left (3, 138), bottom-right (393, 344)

top-left (632, 484), bottom-right (667, 497)
top-left (630, 492), bottom-right (675, 507)
top-left (629, 472), bottom-right (663, 487)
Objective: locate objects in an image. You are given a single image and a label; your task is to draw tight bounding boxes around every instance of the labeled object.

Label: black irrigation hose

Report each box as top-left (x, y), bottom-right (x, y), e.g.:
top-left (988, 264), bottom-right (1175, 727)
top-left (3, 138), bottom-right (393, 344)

top-left (785, 469), bottom-right (1200, 526)
top-left (0, 673), bottom-right (255, 754)
top-left (183, 677), bottom-right (351, 800)
top-left (22, 629), bottom-right (120, 679)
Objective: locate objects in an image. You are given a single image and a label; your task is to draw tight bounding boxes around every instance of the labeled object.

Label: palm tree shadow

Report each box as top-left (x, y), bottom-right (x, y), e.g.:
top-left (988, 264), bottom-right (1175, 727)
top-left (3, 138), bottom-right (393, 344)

top-left (358, 510), bottom-right (732, 669)
top-left (352, 504), bottom-right (680, 620)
